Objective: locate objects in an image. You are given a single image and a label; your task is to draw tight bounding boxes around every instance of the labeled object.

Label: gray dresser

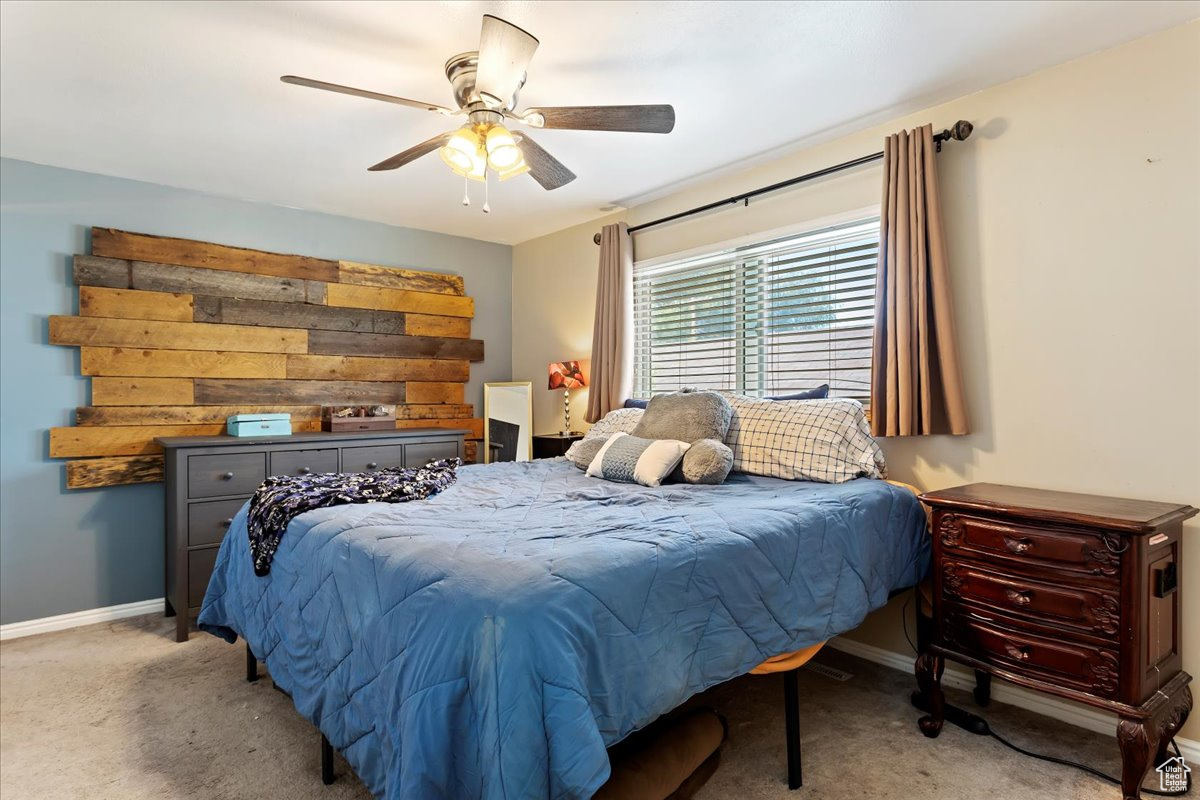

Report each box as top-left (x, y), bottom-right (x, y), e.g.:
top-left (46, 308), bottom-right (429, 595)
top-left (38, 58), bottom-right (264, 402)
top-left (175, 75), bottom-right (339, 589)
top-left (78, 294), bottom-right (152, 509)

top-left (158, 429), bottom-right (465, 641)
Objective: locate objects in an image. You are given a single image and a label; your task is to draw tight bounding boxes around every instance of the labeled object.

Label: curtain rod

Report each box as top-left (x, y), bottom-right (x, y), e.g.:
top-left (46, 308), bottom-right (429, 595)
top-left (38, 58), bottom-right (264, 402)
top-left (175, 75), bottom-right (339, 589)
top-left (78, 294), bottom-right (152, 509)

top-left (592, 120), bottom-right (974, 245)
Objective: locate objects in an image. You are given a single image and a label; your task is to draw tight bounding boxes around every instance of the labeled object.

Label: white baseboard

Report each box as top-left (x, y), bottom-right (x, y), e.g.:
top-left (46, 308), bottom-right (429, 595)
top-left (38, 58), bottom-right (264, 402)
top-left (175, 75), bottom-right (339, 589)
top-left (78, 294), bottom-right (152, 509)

top-left (828, 636), bottom-right (1200, 765)
top-left (0, 597), bottom-right (162, 641)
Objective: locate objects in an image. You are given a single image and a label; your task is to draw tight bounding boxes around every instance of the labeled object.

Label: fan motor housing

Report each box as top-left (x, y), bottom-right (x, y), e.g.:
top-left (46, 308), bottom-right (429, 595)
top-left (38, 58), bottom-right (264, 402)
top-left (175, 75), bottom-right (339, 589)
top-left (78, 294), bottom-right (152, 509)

top-left (445, 51), bottom-right (524, 111)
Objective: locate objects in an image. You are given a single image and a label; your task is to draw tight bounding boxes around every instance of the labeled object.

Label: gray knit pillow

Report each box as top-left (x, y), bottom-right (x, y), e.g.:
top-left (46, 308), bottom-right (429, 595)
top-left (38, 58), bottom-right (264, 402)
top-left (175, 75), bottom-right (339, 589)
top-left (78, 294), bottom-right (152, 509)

top-left (671, 439), bottom-right (734, 485)
top-left (631, 390), bottom-right (732, 443)
top-left (569, 437), bottom-right (608, 471)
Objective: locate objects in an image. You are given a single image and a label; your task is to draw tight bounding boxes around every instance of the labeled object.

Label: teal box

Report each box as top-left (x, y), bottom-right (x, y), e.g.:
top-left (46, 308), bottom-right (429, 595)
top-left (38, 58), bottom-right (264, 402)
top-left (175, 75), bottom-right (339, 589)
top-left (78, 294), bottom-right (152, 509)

top-left (227, 413), bottom-right (292, 437)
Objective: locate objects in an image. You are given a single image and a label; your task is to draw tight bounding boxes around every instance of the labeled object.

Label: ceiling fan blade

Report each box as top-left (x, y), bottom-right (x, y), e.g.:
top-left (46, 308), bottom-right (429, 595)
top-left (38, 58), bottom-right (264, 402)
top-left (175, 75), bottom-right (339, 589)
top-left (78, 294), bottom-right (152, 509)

top-left (517, 133), bottom-right (576, 191)
top-left (281, 76), bottom-right (456, 115)
top-left (475, 15), bottom-right (539, 108)
top-left (521, 105), bottom-right (676, 133)
top-left (368, 133), bottom-right (451, 172)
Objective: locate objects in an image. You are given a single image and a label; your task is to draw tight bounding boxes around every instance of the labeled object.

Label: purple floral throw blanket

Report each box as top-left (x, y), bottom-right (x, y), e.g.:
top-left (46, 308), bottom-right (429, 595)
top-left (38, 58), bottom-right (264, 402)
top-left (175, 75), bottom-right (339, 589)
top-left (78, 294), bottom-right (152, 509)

top-left (247, 458), bottom-right (461, 576)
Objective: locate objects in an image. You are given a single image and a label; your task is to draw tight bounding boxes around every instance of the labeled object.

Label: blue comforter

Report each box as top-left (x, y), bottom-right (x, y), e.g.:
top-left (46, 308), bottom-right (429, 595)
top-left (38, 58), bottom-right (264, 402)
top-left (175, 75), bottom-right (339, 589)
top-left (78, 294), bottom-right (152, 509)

top-left (199, 458), bottom-right (929, 800)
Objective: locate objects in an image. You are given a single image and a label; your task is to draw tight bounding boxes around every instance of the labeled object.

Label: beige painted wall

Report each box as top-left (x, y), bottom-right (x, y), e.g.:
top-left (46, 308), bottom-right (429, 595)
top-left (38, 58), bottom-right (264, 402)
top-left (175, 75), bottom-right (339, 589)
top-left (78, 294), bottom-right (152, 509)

top-left (513, 22), bottom-right (1200, 737)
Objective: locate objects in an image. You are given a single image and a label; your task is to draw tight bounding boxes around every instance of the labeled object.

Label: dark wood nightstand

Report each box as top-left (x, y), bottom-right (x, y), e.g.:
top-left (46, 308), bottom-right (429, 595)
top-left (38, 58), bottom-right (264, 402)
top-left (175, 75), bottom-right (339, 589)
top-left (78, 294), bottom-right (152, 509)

top-left (917, 483), bottom-right (1195, 800)
top-left (532, 433), bottom-right (583, 459)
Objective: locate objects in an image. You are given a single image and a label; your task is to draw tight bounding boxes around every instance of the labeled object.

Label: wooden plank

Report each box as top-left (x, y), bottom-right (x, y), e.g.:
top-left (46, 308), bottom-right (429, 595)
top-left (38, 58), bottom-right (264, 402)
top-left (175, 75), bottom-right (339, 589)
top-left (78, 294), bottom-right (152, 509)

top-left (463, 440), bottom-right (478, 464)
top-left (405, 382), bottom-right (465, 404)
top-left (194, 379), bottom-right (405, 405)
top-left (50, 316), bottom-right (308, 354)
top-left (74, 255), bottom-right (131, 288)
top-left (307, 329), bottom-right (483, 362)
top-left (80, 347), bottom-right (286, 379)
top-left (66, 456), bottom-right (164, 489)
top-left (130, 259), bottom-right (318, 305)
top-left (52, 421), bottom-right (320, 457)
top-left (326, 282), bottom-right (474, 318)
top-left (395, 418), bottom-right (483, 439)
top-left (91, 378), bottom-right (194, 406)
top-left (79, 287), bottom-right (193, 322)
top-left (338, 260), bottom-right (464, 296)
top-left (285, 354), bottom-right (468, 382)
top-left (394, 404), bottom-right (474, 420)
top-left (51, 424), bottom-right (226, 457)
top-left (405, 314), bottom-right (472, 339)
top-left (76, 405), bottom-right (321, 426)
top-left (193, 296), bottom-right (405, 335)
top-left (92, 228), bottom-right (340, 283)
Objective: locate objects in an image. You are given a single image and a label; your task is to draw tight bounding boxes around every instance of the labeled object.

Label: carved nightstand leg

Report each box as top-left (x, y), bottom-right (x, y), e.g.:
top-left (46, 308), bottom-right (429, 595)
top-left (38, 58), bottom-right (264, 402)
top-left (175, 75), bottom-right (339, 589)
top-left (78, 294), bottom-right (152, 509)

top-left (915, 652), bottom-right (945, 738)
top-left (1117, 717), bottom-right (1156, 800)
top-left (1153, 686), bottom-right (1193, 770)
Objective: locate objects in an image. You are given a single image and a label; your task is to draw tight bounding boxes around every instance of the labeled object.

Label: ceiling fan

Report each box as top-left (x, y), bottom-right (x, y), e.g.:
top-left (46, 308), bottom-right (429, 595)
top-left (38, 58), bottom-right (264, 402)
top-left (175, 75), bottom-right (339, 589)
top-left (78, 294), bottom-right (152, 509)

top-left (281, 14), bottom-right (675, 209)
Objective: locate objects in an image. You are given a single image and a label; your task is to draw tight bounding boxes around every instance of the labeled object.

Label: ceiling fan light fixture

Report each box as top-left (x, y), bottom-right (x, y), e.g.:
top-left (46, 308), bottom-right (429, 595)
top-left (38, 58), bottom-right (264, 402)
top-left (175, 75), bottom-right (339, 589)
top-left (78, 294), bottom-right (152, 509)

top-left (439, 126), bottom-right (481, 173)
top-left (496, 158), bottom-right (530, 181)
top-left (485, 125), bottom-right (522, 170)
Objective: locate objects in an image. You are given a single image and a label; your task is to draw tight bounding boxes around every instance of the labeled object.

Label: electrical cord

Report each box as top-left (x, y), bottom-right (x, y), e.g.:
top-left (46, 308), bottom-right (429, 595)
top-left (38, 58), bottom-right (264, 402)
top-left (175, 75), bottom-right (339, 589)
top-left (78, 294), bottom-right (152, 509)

top-left (982, 718), bottom-right (1191, 797)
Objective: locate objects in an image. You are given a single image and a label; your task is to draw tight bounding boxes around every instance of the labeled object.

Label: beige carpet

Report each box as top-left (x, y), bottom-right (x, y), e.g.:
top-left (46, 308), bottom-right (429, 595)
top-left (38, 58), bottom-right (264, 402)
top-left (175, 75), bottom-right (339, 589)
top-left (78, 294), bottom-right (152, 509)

top-left (0, 614), bottom-right (1126, 799)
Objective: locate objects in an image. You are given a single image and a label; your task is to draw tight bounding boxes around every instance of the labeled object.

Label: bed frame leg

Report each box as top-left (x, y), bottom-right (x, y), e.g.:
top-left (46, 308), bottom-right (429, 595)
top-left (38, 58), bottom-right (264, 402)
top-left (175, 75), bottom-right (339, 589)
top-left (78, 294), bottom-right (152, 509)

top-left (321, 734), bottom-right (335, 785)
top-left (245, 643), bottom-right (259, 683)
top-left (784, 667), bottom-right (802, 789)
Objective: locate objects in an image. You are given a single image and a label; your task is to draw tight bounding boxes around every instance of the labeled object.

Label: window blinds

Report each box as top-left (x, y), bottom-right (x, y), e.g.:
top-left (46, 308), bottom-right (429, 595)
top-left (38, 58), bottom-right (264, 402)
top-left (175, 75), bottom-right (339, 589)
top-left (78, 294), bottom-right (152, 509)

top-left (632, 218), bottom-right (879, 402)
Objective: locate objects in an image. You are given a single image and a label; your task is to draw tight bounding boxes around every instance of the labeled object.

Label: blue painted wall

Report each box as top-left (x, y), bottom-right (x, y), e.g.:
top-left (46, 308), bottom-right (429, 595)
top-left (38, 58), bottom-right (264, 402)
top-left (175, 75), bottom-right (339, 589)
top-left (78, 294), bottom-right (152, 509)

top-left (0, 157), bottom-right (512, 624)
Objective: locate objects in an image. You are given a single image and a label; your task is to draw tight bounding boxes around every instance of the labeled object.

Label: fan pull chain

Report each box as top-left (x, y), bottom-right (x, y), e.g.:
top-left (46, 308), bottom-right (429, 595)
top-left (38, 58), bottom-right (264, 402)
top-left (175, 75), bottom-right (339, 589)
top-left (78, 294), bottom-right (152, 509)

top-left (461, 175), bottom-right (470, 207)
top-left (482, 170), bottom-right (491, 214)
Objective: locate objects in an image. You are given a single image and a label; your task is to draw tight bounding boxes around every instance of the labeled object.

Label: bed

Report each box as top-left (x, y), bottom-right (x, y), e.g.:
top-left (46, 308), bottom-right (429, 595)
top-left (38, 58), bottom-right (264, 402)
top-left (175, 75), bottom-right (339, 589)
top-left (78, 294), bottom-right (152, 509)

top-left (198, 457), bottom-right (929, 800)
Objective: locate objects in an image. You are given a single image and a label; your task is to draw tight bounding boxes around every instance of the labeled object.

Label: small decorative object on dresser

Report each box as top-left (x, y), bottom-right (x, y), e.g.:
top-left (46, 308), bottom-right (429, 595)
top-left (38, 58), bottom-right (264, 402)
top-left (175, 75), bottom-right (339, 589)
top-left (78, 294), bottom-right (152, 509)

top-left (159, 428), bottom-right (465, 642)
top-left (322, 404), bottom-right (397, 432)
top-left (227, 413), bottom-right (292, 437)
top-left (547, 360), bottom-right (587, 435)
top-left (533, 432), bottom-right (583, 459)
top-left (917, 483), bottom-right (1196, 800)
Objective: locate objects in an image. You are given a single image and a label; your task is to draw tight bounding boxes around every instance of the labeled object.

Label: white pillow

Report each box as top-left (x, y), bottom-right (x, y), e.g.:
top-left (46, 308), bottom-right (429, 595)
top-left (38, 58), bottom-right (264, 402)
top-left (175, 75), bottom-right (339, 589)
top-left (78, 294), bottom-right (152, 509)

top-left (724, 395), bottom-right (886, 483)
top-left (586, 432), bottom-right (691, 487)
top-left (564, 407), bottom-right (644, 464)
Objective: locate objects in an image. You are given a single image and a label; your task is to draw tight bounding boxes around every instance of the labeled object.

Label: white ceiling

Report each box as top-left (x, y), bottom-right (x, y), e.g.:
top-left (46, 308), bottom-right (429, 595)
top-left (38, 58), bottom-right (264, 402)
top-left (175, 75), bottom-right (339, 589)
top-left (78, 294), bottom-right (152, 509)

top-left (1, 1), bottom-right (1196, 245)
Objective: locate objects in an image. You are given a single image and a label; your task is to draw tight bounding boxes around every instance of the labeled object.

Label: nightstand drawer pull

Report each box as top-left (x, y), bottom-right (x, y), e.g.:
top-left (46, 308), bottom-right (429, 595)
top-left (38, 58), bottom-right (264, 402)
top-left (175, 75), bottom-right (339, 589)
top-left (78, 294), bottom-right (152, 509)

top-left (222, 471), bottom-right (235, 480)
top-left (1005, 588), bottom-right (1033, 605)
top-left (298, 467), bottom-right (311, 475)
top-left (1004, 643), bottom-right (1031, 661)
top-left (223, 518), bottom-right (233, 526)
top-left (1003, 535), bottom-right (1034, 554)
top-left (366, 462), bottom-right (378, 469)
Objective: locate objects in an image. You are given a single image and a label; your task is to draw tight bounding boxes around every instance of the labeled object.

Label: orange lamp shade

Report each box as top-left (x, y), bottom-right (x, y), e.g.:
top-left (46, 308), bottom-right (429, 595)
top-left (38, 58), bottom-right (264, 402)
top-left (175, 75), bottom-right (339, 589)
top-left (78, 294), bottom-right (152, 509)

top-left (548, 361), bottom-right (586, 390)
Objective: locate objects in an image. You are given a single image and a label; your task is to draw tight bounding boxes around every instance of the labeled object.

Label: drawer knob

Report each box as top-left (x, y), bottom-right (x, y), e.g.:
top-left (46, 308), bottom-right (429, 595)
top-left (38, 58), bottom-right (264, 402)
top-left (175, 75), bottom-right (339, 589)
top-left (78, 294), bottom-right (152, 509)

top-left (1004, 643), bottom-right (1031, 661)
top-left (222, 472), bottom-right (235, 481)
top-left (1003, 535), bottom-right (1034, 554)
top-left (222, 518), bottom-right (233, 527)
top-left (366, 462), bottom-right (378, 470)
top-left (1005, 588), bottom-right (1033, 606)
top-left (298, 467), bottom-right (311, 475)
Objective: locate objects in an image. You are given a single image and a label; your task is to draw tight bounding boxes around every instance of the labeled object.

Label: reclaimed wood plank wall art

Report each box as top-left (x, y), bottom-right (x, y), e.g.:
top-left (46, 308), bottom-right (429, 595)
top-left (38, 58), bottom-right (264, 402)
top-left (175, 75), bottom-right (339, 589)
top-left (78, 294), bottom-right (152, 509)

top-left (50, 228), bottom-right (485, 488)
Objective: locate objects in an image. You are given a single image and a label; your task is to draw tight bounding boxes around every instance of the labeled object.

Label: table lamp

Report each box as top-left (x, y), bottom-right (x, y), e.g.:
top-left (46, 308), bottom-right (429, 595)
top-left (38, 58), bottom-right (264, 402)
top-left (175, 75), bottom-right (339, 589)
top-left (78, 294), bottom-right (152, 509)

top-left (547, 361), bottom-right (586, 435)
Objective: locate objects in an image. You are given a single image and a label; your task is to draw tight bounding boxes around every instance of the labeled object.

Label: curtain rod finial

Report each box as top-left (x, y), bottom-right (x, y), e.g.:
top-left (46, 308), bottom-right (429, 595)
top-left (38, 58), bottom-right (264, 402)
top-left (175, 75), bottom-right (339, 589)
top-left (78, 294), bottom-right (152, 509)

top-left (951, 120), bottom-right (973, 141)
top-left (593, 232), bottom-right (602, 245)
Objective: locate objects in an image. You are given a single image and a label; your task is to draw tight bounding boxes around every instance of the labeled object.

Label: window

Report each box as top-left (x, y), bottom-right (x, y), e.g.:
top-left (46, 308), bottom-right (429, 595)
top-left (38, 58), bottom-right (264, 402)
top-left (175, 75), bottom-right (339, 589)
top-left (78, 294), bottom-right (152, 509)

top-left (632, 217), bottom-right (879, 403)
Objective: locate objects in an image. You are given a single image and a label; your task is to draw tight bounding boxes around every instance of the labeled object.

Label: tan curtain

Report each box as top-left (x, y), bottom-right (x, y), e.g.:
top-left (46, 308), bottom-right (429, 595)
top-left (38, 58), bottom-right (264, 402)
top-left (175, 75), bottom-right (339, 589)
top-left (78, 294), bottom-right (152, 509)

top-left (871, 125), bottom-right (969, 436)
top-left (586, 222), bottom-right (634, 423)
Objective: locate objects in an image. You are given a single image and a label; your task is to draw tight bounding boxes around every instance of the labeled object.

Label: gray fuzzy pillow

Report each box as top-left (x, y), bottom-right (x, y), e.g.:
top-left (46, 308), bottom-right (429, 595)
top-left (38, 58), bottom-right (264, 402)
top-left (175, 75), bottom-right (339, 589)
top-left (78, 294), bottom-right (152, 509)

top-left (672, 439), bottom-right (734, 485)
top-left (631, 390), bottom-right (732, 443)
top-left (568, 437), bottom-right (609, 471)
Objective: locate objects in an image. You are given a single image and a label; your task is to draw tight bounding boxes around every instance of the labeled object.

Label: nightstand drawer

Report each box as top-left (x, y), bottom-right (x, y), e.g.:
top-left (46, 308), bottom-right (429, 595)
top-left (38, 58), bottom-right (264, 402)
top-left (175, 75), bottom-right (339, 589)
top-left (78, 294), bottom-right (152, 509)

top-left (938, 512), bottom-right (1119, 581)
top-left (188, 452), bottom-right (266, 498)
top-left (942, 605), bottom-right (1120, 699)
top-left (187, 497), bottom-right (246, 546)
top-left (188, 547), bottom-right (219, 608)
top-left (270, 448), bottom-right (339, 478)
top-left (404, 440), bottom-right (460, 468)
top-left (942, 560), bottom-right (1120, 640)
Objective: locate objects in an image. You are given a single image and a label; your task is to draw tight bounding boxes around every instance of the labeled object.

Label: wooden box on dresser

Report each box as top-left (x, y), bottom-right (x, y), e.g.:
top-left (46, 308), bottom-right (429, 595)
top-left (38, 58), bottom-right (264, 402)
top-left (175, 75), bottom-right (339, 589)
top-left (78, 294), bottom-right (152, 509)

top-left (159, 429), bottom-right (465, 643)
top-left (917, 483), bottom-right (1196, 800)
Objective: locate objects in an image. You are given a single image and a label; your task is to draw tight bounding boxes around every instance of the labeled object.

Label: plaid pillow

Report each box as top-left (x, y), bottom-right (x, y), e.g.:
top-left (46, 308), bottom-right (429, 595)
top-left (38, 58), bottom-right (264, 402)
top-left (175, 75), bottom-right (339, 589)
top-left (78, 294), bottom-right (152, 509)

top-left (724, 395), bottom-right (885, 483)
top-left (564, 408), bottom-right (644, 464)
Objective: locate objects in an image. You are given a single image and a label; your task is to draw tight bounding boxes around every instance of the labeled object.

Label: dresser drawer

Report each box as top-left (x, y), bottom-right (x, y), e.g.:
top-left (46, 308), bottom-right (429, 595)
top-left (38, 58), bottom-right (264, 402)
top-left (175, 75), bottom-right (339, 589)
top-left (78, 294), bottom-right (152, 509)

top-left (187, 497), bottom-right (246, 547)
top-left (941, 604), bottom-right (1120, 699)
top-left (405, 440), bottom-right (460, 468)
top-left (942, 560), bottom-right (1120, 640)
top-left (270, 448), bottom-right (339, 478)
top-left (188, 452), bottom-right (266, 498)
top-left (342, 444), bottom-right (406, 473)
top-left (937, 512), bottom-right (1120, 581)
top-left (188, 547), bottom-right (219, 608)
